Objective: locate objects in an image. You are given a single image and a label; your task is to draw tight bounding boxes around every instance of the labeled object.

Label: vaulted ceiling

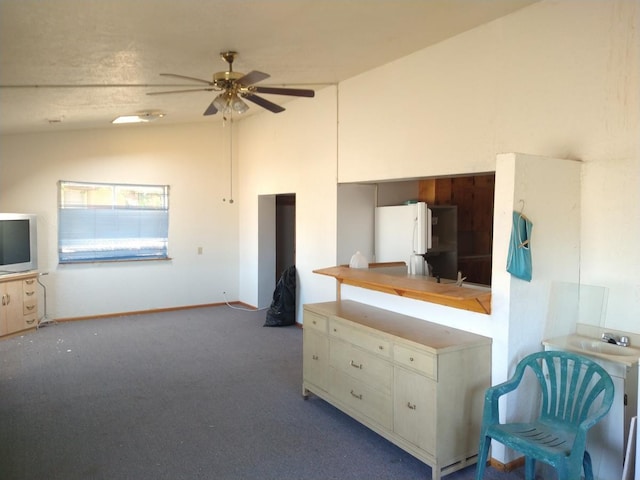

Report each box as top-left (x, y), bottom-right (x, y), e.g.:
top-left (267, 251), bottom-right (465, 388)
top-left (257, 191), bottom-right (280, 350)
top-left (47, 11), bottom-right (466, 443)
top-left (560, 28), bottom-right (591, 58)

top-left (0, 0), bottom-right (538, 135)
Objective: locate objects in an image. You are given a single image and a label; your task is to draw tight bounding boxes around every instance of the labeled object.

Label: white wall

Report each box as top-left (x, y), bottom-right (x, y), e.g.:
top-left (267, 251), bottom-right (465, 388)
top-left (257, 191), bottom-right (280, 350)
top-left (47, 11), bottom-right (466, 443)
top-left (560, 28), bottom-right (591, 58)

top-left (497, 153), bottom-right (582, 463)
top-left (0, 122), bottom-right (239, 318)
top-left (236, 86), bottom-right (338, 321)
top-left (336, 184), bottom-right (376, 265)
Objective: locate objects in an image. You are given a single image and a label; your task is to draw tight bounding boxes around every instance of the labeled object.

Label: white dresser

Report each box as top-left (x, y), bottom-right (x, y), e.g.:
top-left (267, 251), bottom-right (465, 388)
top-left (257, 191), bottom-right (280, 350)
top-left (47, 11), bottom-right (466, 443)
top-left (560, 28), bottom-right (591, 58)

top-left (303, 300), bottom-right (492, 480)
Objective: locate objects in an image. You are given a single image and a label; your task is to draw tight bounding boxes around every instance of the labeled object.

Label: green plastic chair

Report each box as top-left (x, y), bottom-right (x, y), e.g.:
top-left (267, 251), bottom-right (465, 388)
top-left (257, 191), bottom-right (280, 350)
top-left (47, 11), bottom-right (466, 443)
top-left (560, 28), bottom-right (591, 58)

top-left (475, 350), bottom-right (614, 480)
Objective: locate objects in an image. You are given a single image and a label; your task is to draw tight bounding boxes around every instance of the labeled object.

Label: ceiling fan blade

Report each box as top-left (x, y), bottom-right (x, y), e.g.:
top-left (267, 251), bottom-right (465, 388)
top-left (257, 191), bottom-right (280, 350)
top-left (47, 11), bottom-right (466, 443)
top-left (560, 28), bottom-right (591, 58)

top-left (159, 73), bottom-right (213, 85)
top-left (147, 88), bottom-right (213, 96)
top-left (251, 86), bottom-right (315, 98)
top-left (203, 101), bottom-right (218, 116)
top-left (242, 93), bottom-right (285, 113)
top-left (238, 71), bottom-right (270, 86)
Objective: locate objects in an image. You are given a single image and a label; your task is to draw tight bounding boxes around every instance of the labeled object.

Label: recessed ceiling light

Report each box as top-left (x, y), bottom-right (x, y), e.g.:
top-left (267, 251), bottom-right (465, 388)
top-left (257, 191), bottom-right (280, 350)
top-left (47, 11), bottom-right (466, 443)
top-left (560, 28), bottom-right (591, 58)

top-left (112, 112), bottom-right (165, 124)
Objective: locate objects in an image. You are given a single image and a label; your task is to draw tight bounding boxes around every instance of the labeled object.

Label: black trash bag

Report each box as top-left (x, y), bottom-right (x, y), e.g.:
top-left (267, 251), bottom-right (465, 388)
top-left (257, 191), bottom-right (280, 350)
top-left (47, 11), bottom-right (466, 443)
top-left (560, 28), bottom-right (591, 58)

top-left (264, 265), bottom-right (297, 327)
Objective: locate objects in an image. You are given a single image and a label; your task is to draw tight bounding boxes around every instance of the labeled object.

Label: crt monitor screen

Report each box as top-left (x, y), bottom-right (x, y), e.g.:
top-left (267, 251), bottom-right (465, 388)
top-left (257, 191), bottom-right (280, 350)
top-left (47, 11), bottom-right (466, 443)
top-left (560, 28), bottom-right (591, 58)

top-left (0, 219), bottom-right (31, 265)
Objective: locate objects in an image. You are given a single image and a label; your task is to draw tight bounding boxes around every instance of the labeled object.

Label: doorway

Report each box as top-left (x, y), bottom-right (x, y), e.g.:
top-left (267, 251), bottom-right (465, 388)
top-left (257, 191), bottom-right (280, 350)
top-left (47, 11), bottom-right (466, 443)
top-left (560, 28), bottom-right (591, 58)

top-left (276, 194), bottom-right (296, 281)
top-left (257, 193), bottom-right (296, 309)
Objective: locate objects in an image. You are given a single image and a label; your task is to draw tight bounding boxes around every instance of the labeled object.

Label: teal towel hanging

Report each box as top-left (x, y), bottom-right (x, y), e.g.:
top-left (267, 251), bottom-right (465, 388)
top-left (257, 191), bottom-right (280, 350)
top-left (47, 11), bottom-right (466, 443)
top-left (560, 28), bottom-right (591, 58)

top-left (506, 210), bottom-right (532, 281)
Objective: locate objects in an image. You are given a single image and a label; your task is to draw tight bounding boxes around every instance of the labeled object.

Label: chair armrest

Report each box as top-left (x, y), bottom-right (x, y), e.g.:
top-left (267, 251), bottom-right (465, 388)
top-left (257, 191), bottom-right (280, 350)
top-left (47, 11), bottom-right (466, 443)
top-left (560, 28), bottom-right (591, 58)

top-left (481, 359), bottom-right (533, 425)
top-left (481, 377), bottom-right (523, 425)
top-left (485, 376), bottom-right (522, 401)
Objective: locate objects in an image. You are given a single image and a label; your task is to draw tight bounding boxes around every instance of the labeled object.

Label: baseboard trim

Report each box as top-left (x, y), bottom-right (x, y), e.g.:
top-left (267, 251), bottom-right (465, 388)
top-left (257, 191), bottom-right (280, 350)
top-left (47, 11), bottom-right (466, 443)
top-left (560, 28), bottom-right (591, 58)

top-left (490, 456), bottom-right (525, 472)
top-left (53, 301), bottom-right (257, 323)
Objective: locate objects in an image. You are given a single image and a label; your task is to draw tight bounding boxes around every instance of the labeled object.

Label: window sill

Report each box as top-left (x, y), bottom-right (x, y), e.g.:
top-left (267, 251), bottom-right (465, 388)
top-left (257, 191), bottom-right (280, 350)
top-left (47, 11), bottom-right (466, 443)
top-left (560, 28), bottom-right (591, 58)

top-left (59, 257), bottom-right (173, 265)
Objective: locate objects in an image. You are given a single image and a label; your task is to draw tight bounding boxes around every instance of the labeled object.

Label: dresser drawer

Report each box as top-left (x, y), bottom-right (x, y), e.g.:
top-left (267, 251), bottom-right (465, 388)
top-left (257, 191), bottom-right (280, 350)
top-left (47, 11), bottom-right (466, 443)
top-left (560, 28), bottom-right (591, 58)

top-left (329, 317), bottom-right (391, 358)
top-left (24, 313), bottom-right (38, 328)
top-left (23, 299), bottom-right (37, 317)
top-left (330, 338), bottom-right (392, 394)
top-left (304, 310), bottom-right (328, 333)
top-left (394, 343), bottom-right (437, 380)
top-left (330, 368), bottom-right (393, 430)
top-left (23, 281), bottom-right (37, 299)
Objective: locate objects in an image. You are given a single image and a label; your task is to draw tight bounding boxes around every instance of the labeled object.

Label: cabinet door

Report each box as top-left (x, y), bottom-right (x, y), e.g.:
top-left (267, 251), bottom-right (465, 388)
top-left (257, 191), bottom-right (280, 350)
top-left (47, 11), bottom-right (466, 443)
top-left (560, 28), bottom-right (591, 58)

top-left (0, 284), bottom-right (6, 336)
top-left (1, 280), bottom-right (25, 335)
top-left (303, 329), bottom-right (329, 392)
top-left (587, 373), bottom-right (626, 480)
top-left (394, 366), bottom-right (436, 454)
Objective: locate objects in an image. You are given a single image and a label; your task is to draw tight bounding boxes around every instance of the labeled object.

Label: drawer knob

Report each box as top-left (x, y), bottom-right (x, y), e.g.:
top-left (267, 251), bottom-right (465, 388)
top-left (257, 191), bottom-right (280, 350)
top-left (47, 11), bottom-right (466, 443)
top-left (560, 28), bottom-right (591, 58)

top-left (26, 291), bottom-right (35, 296)
top-left (312, 355), bottom-right (319, 360)
top-left (350, 360), bottom-right (363, 369)
top-left (25, 279), bottom-right (35, 285)
top-left (409, 357), bottom-right (414, 362)
top-left (407, 402), bottom-right (417, 410)
top-left (312, 320), bottom-right (317, 325)
top-left (350, 390), bottom-right (363, 400)
top-left (378, 345), bottom-right (384, 350)
top-left (26, 318), bottom-right (36, 325)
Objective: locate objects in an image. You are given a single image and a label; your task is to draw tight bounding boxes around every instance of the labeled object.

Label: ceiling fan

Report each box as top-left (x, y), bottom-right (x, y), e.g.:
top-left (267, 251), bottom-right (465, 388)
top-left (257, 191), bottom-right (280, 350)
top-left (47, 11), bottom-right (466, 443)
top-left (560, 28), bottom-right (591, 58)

top-left (148, 51), bottom-right (315, 116)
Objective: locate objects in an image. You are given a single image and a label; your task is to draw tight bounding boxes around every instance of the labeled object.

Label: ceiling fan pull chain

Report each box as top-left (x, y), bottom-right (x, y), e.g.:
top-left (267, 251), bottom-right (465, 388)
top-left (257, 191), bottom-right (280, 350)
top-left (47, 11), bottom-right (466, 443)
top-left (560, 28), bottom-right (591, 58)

top-left (227, 117), bottom-right (234, 204)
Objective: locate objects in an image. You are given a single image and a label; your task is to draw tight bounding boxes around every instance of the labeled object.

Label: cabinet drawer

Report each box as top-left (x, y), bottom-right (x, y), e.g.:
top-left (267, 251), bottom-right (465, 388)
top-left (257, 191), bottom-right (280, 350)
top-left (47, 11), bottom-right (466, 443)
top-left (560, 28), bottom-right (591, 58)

top-left (23, 284), bottom-right (37, 300)
top-left (23, 299), bottom-right (37, 316)
top-left (329, 317), bottom-right (391, 358)
top-left (24, 313), bottom-right (38, 328)
top-left (330, 339), bottom-right (392, 393)
top-left (394, 343), bottom-right (437, 380)
top-left (304, 310), bottom-right (328, 333)
top-left (330, 368), bottom-right (392, 430)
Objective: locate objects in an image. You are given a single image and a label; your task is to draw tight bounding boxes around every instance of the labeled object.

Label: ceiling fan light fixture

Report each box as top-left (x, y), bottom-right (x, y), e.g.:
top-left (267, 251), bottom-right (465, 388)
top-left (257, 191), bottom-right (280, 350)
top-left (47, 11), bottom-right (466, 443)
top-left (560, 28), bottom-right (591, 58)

top-left (213, 92), bottom-right (248, 115)
top-left (231, 95), bottom-right (249, 114)
top-left (212, 93), bottom-right (228, 112)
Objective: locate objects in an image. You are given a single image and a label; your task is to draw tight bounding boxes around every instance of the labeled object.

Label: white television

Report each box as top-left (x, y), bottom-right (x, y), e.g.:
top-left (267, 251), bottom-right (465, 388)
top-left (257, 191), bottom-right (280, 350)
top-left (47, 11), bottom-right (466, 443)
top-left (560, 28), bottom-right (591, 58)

top-left (0, 213), bottom-right (38, 274)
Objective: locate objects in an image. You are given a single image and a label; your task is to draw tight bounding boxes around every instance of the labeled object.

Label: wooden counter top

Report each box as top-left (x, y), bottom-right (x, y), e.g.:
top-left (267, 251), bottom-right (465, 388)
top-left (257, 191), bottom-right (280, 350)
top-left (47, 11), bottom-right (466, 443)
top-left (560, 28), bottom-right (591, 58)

top-left (313, 265), bottom-right (491, 315)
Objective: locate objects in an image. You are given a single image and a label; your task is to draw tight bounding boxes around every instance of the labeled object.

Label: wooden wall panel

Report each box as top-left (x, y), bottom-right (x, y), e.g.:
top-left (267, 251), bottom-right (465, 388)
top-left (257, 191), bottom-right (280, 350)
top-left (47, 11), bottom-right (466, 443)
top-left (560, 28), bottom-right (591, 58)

top-left (419, 174), bottom-right (494, 285)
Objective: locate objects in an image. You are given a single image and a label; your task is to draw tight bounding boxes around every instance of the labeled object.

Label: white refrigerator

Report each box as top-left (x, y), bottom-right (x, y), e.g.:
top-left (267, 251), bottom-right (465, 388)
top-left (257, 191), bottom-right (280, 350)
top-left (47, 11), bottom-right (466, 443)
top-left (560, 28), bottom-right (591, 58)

top-left (375, 202), bottom-right (432, 273)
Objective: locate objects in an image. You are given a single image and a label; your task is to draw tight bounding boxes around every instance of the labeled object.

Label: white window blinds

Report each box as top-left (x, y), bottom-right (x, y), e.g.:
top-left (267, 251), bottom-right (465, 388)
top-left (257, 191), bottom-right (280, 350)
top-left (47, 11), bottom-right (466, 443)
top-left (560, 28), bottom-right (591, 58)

top-left (58, 181), bottom-right (169, 263)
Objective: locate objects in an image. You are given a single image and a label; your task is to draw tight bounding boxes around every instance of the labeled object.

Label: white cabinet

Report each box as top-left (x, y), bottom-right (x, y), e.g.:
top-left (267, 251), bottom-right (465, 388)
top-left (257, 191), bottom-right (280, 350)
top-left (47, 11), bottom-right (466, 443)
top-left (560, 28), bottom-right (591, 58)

top-left (302, 300), bottom-right (492, 480)
top-left (0, 272), bottom-right (38, 337)
top-left (586, 361), bottom-right (637, 480)
top-left (543, 342), bottom-right (638, 480)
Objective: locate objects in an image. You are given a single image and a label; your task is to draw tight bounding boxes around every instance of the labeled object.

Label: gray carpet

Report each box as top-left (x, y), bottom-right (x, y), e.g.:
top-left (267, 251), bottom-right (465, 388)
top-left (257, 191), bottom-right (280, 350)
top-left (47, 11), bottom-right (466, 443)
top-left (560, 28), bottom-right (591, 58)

top-left (0, 306), bottom-right (524, 480)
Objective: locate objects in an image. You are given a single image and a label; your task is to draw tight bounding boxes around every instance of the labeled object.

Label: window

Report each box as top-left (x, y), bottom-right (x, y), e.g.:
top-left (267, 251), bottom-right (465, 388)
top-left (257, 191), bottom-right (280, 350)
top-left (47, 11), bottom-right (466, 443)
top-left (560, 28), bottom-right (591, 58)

top-left (58, 181), bottom-right (169, 263)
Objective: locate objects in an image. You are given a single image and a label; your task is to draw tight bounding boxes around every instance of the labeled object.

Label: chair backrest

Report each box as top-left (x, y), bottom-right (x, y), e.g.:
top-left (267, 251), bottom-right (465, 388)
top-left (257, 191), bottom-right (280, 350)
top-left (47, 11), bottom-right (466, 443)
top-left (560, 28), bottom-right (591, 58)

top-left (519, 351), bottom-right (614, 428)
